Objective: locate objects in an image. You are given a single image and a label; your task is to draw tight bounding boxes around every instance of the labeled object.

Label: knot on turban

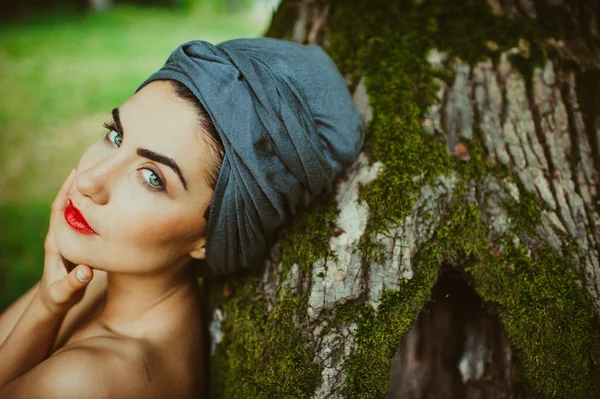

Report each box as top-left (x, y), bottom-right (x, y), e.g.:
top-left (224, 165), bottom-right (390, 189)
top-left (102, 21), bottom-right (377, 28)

top-left (138, 38), bottom-right (364, 275)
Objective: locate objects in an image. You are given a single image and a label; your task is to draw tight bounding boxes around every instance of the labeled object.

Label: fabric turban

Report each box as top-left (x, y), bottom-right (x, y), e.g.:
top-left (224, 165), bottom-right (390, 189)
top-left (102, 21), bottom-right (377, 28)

top-left (137, 38), bottom-right (364, 276)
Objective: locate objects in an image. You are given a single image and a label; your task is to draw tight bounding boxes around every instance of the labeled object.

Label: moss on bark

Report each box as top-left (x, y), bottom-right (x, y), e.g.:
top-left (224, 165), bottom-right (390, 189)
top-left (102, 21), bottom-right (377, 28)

top-left (208, 0), bottom-right (600, 397)
top-left (209, 271), bottom-right (322, 399)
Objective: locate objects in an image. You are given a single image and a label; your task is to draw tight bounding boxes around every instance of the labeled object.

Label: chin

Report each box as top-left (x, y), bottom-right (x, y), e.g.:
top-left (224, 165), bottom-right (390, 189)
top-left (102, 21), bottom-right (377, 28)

top-left (54, 223), bottom-right (97, 269)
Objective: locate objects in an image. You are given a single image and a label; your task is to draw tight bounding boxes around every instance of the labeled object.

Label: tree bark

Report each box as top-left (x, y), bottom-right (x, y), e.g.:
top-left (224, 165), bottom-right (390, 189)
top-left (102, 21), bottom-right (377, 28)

top-left (89, 0), bottom-right (113, 12)
top-left (206, 0), bottom-right (600, 398)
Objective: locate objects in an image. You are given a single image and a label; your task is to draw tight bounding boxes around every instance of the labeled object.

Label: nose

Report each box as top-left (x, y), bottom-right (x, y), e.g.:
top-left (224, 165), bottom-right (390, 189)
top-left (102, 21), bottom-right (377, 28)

top-left (75, 155), bottom-right (120, 205)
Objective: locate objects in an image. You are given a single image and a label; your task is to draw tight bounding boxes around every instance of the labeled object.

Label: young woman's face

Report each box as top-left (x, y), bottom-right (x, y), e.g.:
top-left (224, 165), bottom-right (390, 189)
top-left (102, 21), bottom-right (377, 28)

top-left (55, 80), bottom-right (214, 274)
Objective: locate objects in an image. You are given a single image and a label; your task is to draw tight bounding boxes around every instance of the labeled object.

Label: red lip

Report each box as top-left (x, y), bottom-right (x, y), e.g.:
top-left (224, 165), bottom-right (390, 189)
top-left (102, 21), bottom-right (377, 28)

top-left (64, 200), bottom-right (96, 235)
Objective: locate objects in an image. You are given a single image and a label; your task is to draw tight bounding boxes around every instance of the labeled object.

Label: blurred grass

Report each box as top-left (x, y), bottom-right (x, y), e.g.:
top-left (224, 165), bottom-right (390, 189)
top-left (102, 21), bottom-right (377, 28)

top-left (0, 205), bottom-right (48, 309)
top-left (0, 2), bottom-right (273, 310)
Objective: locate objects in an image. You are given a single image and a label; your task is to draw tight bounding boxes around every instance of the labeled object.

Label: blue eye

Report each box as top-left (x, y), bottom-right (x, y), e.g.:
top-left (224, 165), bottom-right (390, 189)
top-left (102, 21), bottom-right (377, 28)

top-left (103, 122), bottom-right (122, 147)
top-left (140, 168), bottom-right (163, 189)
top-left (102, 121), bottom-right (166, 193)
top-left (107, 130), bottom-right (122, 147)
top-left (137, 165), bottom-right (166, 192)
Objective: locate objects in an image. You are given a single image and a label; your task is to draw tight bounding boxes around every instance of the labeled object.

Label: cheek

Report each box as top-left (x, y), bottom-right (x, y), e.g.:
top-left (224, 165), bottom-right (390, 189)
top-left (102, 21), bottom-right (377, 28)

top-left (116, 201), bottom-right (205, 250)
top-left (107, 206), bottom-right (205, 270)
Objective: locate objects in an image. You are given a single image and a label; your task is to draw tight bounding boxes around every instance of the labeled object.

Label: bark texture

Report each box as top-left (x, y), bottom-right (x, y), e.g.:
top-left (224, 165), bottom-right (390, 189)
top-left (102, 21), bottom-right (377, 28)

top-left (206, 0), bottom-right (600, 398)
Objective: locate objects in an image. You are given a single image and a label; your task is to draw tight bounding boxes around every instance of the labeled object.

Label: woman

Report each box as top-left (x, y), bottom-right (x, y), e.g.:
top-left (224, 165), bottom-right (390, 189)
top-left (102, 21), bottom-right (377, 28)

top-left (0, 37), bottom-right (364, 398)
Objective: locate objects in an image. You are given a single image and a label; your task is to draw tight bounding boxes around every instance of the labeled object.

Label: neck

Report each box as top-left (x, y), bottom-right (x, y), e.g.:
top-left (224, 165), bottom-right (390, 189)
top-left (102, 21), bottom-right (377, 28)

top-left (95, 264), bottom-right (200, 338)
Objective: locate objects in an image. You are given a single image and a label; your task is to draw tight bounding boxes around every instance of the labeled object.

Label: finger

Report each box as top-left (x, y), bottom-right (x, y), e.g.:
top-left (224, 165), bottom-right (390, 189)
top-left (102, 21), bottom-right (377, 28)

top-left (48, 265), bottom-right (93, 311)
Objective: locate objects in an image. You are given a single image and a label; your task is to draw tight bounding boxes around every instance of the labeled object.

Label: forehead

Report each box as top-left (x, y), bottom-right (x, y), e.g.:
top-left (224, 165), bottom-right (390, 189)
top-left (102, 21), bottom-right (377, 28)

top-left (119, 80), bottom-right (210, 192)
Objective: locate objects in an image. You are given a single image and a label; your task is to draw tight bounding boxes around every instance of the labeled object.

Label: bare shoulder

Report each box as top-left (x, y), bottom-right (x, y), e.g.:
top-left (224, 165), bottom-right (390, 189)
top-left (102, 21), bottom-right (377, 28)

top-left (1, 336), bottom-right (177, 399)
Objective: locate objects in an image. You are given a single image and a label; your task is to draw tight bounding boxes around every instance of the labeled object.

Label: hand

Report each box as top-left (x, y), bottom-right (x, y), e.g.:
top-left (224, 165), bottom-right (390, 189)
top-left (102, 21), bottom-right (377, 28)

top-left (38, 168), bottom-right (94, 316)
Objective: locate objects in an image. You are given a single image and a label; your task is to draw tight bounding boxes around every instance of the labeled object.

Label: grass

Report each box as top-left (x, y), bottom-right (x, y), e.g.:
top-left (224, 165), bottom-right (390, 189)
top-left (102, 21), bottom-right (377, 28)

top-left (0, 2), bottom-right (272, 311)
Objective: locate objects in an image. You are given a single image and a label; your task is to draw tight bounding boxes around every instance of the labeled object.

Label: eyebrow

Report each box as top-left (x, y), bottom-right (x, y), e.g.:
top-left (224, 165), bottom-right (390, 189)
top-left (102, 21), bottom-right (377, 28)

top-left (112, 107), bottom-right (189, 191)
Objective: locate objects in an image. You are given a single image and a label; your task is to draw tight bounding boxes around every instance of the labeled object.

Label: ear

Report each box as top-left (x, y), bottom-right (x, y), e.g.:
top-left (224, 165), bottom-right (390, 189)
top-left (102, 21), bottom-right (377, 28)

top-left (189, 237), bottom-right (206, 260)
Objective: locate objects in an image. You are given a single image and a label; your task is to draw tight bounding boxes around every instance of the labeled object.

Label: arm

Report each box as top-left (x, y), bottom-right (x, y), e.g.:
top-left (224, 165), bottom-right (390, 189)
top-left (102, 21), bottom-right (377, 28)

top-left (0, 271), bottom-right (108, 350)
top-left (0, 290), bottom-right (64, 388)
top-left (0, 281), bottom-right (40, 346)
top-left (0, 265), bottom-right (95, 390)
top-left (0, 169), bottom-right (95, 390)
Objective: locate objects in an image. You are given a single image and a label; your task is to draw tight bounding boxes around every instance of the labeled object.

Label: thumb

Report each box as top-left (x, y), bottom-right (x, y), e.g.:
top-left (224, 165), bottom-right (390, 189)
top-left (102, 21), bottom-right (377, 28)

top-left (52, 265), bottom-right (93, 307)
top-left (74, 265), bottom-right (93, 285)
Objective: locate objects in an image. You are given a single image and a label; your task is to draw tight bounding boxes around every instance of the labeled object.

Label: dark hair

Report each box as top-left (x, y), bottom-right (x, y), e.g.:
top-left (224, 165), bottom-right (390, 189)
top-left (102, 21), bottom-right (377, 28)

top-left (167, 80), bottom-right (225, 221)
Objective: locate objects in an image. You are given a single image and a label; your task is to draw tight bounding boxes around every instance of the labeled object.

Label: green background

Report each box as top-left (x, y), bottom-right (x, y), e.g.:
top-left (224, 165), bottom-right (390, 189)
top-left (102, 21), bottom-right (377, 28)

top-left (0, 0), bottom-right (274, 310)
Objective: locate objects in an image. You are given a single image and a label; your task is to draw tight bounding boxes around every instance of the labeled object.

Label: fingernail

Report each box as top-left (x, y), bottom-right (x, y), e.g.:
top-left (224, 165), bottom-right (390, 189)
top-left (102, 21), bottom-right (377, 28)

top-left (77, 268), bottom-right (90, 283)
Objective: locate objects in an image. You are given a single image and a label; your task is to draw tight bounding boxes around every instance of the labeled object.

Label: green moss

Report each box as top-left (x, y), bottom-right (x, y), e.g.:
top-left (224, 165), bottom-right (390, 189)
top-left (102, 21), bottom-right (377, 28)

top-left (209, 0), bottom-right (600, 396)
top-left (327, 1), bottom-right (454, 265)
top-left (209, 271), bottom-right (321, 399)
top-left (417, 199), bottom-right (600, 397)
top-left (465, 224), bottom-right (600, 396)
top-left (359, 196), bottom-right (600, 398)
top-left (339, 244), bottom-right (440, 397)
top-left (501, 180), bottom-right (543, 235)
top-left (323, 0), bottom-right (600, 397)
top-left (424, 0), bottom-right (536, 65)
top-left (323, 0), bottom-right (559, 266)
top-left (277, 194), bottom-right (339, 275)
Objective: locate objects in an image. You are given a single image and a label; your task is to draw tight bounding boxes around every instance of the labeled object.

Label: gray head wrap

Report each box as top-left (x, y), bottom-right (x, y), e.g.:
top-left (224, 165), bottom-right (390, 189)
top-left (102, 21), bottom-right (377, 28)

top-left (138, 38), bottom-right (364, 275)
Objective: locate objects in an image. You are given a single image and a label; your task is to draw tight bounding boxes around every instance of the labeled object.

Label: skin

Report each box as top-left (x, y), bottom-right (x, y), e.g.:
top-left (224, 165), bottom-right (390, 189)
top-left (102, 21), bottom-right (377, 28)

top-left (0, 80), bottom-right (217, 398)
top-left (55, 79), bottom-right (213, 333)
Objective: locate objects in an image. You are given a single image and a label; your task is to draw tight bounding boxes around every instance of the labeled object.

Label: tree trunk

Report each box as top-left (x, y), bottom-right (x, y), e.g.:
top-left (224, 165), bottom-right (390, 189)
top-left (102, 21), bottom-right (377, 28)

top-left (206, 0), bottom-right (600, 398)
top-left (89, 0), bottom-right (113, 12)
